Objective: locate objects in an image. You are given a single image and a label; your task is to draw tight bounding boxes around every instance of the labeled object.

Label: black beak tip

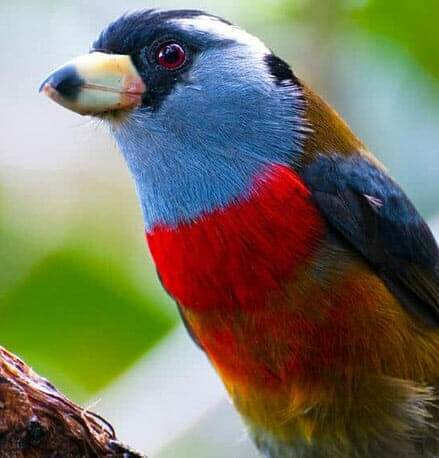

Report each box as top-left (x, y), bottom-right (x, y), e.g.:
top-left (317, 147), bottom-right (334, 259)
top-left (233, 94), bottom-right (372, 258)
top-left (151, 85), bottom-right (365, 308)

top-left (39, 65), bottom-right (84, 100)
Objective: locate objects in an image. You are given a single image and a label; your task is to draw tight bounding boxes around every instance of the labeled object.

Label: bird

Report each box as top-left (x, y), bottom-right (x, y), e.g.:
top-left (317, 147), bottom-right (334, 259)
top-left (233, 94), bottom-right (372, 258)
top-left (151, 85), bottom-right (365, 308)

top-left (40, 9), bottom-right (439, 458)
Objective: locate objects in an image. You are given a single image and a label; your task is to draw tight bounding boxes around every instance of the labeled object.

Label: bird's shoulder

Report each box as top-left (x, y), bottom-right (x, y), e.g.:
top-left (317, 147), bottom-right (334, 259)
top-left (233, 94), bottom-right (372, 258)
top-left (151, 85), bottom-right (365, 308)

top-left (299, 144), bottom-right (439, 326)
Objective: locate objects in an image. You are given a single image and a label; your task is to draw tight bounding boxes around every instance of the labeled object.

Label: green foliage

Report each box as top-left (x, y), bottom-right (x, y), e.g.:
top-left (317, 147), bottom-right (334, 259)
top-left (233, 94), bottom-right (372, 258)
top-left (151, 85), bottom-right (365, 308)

top-left (353, 0), bottom-right (439, 79)
top-left (275, 0), bottom-right (439, 80)
top-left (0, 247), bottom-right (177, 400)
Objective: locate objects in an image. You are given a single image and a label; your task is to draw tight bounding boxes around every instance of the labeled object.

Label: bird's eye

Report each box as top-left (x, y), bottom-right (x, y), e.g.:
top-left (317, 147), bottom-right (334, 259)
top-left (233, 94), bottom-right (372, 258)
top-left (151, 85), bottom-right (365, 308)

top-left (156, 42), bottom-right (186, 70)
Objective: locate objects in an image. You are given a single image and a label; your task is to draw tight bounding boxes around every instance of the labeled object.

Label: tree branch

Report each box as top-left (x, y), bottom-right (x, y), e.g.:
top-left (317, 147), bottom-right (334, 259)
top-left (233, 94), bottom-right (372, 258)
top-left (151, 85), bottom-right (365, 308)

top-left (0, 346), bottom-right (145, 457)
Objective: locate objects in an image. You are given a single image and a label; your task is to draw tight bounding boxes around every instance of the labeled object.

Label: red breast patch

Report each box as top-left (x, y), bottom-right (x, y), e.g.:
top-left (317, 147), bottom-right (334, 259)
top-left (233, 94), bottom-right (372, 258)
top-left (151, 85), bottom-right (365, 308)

top-left (147, 164), bottom-right (326, 312)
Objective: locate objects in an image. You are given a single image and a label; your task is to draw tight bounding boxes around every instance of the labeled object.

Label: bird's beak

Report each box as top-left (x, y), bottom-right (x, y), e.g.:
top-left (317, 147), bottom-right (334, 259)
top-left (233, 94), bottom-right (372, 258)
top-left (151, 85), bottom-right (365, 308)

top-left (39, 52), bottom-right (146, 116)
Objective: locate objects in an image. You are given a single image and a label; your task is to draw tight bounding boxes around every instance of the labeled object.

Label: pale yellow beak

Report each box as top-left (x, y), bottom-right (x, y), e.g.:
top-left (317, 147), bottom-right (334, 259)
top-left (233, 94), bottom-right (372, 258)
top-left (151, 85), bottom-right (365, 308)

top-left (40, 52), bottom-right (146, 116)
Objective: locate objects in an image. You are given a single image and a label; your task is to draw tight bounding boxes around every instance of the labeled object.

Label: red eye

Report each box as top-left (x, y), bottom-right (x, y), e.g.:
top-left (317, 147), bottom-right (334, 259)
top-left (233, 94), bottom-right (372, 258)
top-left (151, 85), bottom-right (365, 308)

top-left (156, 42), bottom-right (186, 70)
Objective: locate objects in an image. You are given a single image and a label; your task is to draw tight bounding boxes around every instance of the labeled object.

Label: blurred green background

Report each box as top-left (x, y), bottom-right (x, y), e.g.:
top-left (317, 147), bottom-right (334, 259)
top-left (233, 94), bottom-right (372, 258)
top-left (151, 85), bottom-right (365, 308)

top-left (0, 0), bottom-right (438, 456)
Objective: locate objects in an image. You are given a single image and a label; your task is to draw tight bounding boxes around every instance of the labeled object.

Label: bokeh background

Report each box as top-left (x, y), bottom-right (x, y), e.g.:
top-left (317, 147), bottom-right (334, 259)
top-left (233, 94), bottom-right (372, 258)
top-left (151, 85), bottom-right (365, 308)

top-left (0, 1), bottom-right (438, 456)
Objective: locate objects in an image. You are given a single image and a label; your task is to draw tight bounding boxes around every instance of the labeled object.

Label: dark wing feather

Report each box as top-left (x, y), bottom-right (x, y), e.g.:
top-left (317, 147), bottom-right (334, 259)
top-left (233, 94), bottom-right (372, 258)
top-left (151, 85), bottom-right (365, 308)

top-left (302, 155), bottom-right (439, 326)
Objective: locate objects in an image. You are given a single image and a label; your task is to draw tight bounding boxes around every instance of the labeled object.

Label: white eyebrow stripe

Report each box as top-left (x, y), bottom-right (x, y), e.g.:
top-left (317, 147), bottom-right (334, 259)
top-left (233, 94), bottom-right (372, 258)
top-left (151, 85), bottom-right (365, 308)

top-left (172, 15), bottom-right (270, 55)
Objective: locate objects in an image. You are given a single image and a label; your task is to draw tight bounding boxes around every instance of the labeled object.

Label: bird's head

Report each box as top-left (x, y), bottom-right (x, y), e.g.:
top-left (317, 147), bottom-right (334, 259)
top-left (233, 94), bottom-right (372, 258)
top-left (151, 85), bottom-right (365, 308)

top-left (41, 10), bottom-right (308, 228)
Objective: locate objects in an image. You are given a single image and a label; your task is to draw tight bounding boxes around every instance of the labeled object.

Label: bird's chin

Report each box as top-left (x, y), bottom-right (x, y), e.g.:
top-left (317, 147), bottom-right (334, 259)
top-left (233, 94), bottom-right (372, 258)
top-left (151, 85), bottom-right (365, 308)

top-left (92, 107), bottom-right (137, 123)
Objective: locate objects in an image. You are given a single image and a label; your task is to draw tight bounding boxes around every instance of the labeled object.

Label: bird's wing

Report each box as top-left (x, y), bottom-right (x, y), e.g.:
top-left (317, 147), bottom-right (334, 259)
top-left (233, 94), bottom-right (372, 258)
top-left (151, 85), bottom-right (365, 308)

top-left (302, 154), bottom-right (439, 326)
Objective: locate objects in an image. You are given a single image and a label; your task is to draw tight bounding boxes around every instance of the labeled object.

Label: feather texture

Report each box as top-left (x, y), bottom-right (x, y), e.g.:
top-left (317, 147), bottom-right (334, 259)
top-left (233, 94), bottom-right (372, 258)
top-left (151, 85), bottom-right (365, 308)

top-left (147, 163), bottom-right (439, 456)
top-left (302, 154), bottom-right (439, 326)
